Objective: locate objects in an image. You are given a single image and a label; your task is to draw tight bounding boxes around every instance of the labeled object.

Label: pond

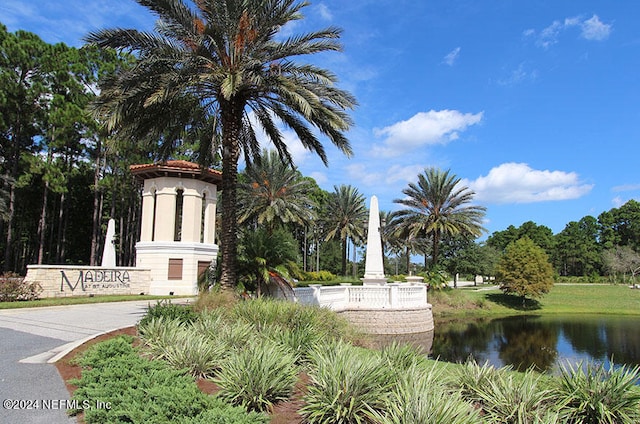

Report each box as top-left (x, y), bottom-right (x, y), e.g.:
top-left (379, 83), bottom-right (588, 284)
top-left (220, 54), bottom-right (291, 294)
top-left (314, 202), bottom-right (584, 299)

top-left (431, 314), bottom-right (640, 374)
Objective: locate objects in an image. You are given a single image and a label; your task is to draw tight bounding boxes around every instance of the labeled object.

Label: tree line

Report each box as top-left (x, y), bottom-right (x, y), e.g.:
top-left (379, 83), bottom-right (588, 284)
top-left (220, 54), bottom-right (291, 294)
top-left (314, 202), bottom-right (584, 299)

top-left (2, 5), bottom-right (639, 287)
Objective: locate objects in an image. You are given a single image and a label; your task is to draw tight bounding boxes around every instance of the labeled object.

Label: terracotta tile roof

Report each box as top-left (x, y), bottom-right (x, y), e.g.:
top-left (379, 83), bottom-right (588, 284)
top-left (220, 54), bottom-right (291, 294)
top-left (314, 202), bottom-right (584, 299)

top-left (130, 160), bottom-right (222, 184)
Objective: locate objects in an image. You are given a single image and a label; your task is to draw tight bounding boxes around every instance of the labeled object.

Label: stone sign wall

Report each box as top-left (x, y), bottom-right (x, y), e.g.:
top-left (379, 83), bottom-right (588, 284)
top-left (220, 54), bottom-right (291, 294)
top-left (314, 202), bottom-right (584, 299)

top-left (24, 265), bottom-right (151, 298)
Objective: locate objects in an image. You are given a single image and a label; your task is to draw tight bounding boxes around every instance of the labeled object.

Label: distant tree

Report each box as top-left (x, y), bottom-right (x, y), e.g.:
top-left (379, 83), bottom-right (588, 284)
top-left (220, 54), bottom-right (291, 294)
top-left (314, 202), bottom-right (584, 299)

top-left (323, 185), bottom-right (367, 276)
top-left (488, 221), bottom-right (554, 257)
top-left (497, 237), bottom-right (554, 305)
top-left (486, 225), bottom-right (520, 252)
top-left (599, 200), bottom-right (640, 252)
top-left (238, 149), bottom-right (316, 232)
top-left (442, 237), bottom-right (500, 286)
top-left (602, 245), bottom-right (640, 284)
top-left (392, 168), bottom-right (486, 269)
top-left (554, 216), bottom-right (602, 276)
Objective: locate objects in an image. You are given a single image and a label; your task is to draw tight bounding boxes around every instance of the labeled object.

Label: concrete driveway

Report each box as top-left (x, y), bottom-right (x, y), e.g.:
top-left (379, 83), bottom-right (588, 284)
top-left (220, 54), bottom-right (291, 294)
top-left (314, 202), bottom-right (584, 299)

top-left (0, 299), bottom-right (189, 423)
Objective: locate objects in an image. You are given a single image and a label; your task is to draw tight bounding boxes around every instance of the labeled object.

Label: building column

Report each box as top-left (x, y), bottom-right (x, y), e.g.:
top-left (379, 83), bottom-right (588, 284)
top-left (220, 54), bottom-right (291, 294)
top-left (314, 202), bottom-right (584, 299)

top-left (139, 190), bottom-right (156, 242)
top-left (154, 187), bottom-right (177, 241)
top-left (203, 195), bottom-right (216, 244)
top-left (181, 189), bottom-right (202, 242)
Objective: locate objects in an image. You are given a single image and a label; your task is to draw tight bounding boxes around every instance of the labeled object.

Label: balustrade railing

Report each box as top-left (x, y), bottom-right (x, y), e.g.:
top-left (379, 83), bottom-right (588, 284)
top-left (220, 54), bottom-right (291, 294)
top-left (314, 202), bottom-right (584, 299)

top-left (281, 282), bottom-right (428, 311)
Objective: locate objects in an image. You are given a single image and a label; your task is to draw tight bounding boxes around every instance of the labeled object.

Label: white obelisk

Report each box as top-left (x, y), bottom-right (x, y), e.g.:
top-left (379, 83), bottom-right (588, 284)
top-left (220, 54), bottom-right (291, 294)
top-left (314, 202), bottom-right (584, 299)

top-left (101, 218), bottom-right (117, 267)
top-left (362, 196), bottom-right (387, 285)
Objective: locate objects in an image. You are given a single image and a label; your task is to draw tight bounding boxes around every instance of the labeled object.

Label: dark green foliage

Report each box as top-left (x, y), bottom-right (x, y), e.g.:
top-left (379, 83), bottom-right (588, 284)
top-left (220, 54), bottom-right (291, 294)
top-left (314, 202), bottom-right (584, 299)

top-left (497, 237), bottom-right (555, 303)
top-left (391, 168), bottom-right (486, 269)
top-left (0, 273), bottom-right (42, 301)
top-left (237, 227), bottom-right (299, 296)
top-left (556, 361), bottom-right (640, 424)
top-left (69, 336), bottom-right (267, 423)
top-left (138, 300), bottom-right (198, 327)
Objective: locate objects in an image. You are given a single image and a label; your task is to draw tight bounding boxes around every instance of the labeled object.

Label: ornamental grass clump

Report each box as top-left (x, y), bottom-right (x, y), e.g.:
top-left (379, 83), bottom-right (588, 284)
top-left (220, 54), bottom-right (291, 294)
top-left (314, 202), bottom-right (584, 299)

top-left (453, 359), bottom-right (505, 403)
top-left (555, 360), bottom-right (640, 424)
top-left (378, 342), bottom-right (428, 374)
top-left (374, 364), bottom-right (481, 424)
top-left (214, 337), bottom-right (299, 413)
top-left (469, 366), bottom-right (554, 423)
top-left (138, 317), bottom-right (225, 378)
top-left (194, 313), bottom-right (256, 351)
top-left (230, 298), bottom-right (355, 342)
top-left (301, 340), bottom-right (394, 423)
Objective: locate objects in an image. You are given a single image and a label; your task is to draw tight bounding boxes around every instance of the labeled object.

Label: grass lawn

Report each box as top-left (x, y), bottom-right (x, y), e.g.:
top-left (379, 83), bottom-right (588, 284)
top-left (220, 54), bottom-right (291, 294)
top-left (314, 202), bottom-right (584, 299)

top-left (0, 294), bottom-right (190, 310)
top-left (431, 283), bottom-right (640, 319)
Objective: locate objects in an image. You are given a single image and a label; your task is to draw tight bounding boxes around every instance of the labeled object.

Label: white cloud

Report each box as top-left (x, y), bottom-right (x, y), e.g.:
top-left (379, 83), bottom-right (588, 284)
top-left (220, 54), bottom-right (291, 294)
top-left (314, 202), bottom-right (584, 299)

top-left (443, 47), bottom-right (461, 66)
top-left (372, 110), bottom-right (483, 157)
top-left (537, 20), bottom-right (564, 48)
top-left (612, 196), bottom-right (625, 207)
top-left (497, 63), bottom-right (538, 86)
top-left (581, 15), bottom-right (612, 41)
top-left (526, 14), bottom-right (612, 48)
top-left (316, 3), bottom-right (333, 21)
top-left (612, 183), bottom-right (640, 192)
top-left (384, 164), bottom-right (425, 185)
top-left (309, 171), bottom-right (328, 185)
top-left (467, 163), bottom-right (593, 204)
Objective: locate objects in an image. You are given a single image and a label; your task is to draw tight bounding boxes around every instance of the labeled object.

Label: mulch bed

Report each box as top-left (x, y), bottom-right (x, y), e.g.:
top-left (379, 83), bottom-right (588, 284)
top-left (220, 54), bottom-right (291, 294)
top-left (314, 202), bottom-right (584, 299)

top-left (54, 326), bottom-right (305, 423)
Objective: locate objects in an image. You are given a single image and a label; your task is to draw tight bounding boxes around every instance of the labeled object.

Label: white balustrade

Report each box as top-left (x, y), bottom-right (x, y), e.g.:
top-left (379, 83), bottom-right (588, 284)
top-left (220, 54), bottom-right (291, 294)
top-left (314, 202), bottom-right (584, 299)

top-left (286, 282), bottom-right (428, 311)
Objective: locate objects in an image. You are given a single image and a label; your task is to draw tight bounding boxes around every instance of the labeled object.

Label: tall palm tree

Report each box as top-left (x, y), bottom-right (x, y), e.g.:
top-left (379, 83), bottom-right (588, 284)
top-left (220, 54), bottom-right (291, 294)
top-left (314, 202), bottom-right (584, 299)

top-left (85, 0), bottom-right (356, 290)
top-left (392, 168), bottom-right (486, 269)
top-left (324, 184), bottom-right (367, 276)
top-left (238, 149), bottom-right (315, 232)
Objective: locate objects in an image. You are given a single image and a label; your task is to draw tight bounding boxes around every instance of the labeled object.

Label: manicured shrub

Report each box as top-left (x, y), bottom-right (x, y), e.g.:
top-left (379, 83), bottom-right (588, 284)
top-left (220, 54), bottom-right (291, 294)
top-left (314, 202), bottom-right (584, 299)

top-left (0, 273), bottom-right (42, 301)
top-left (180, 406), bottom-right (269, 424)
top-left (74, 334), bottom-right (136, 368)
top-left (300, 270), bottom-right (337, 282)
top-left (301, 340), bottom-right (394, 423)
top-left (138, 299), bottom-right (198, 327)
top-left (555, 361), bottom-right (640, 424)
top-left (70, 336), bottom-right (266, 423)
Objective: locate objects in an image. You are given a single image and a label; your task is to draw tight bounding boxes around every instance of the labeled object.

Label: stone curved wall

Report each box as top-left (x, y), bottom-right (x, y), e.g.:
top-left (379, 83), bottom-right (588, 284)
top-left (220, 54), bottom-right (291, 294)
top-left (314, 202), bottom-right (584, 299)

top-left (338, 304), bottom-right (434, 335)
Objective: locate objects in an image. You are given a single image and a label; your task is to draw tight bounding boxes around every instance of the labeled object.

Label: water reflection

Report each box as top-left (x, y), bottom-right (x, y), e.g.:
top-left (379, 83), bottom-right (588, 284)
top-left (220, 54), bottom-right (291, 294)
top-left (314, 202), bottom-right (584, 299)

top-left (431, 315), bottom-right (640, 373)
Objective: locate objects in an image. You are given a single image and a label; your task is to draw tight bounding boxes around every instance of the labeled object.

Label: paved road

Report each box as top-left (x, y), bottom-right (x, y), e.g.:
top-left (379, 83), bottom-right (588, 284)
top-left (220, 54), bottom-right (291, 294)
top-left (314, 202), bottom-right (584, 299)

top-left (0, 299), bottom-right (189, 423)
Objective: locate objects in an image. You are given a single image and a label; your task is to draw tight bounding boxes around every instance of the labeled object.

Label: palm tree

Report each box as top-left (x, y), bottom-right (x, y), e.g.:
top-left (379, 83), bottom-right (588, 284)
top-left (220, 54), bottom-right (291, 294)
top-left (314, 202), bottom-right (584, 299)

top-left (324, 185), bottom-right (367, 276)
top-left (238, 149), bottom-right (316, 232)
top-left (237, 227), bottom-right (298, 297)
top-left (85, 0), bottom-right (356, 290)
top-left (392, 168), bottom-right (486, 269)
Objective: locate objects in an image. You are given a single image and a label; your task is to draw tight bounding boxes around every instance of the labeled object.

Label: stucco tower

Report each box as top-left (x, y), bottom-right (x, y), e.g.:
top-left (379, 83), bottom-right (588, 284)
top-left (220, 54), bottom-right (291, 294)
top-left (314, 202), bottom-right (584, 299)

top-left (130, 160), bottom-right (221, 295)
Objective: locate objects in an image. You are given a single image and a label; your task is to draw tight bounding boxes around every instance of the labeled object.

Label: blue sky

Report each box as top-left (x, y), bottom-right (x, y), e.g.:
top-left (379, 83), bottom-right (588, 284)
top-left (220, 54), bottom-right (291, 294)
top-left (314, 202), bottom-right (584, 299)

top-left (2, 0), bottom-right (639, 239)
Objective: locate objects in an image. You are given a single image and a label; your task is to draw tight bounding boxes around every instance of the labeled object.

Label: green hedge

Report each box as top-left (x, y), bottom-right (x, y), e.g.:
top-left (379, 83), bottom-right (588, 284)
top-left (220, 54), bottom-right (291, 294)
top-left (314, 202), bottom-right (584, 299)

top-left (69, 336), bottom-right (268, 424)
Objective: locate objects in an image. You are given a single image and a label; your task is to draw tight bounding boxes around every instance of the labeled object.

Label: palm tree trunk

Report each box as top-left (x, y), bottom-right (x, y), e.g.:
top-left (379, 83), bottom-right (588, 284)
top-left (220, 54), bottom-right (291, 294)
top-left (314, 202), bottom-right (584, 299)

top-left (431, 231), bottom-right (440, 269)
top-left (341, 238), bottom-right (347, 276)
top-left (219, 102), bottom-right (243, 290)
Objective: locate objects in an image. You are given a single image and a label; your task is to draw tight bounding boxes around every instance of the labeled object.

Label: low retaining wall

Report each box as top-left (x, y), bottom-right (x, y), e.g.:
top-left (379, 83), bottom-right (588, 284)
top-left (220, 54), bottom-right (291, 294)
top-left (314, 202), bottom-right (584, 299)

top-left (339, 305), bottom-right (434, 335)
top-left (24, 265), bottom-right (151, 298)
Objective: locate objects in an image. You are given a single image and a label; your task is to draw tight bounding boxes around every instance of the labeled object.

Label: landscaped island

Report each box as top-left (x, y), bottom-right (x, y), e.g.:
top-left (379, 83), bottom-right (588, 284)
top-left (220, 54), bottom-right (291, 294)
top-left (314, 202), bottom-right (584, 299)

top-left (60, 285), bottom-right (640, 424)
